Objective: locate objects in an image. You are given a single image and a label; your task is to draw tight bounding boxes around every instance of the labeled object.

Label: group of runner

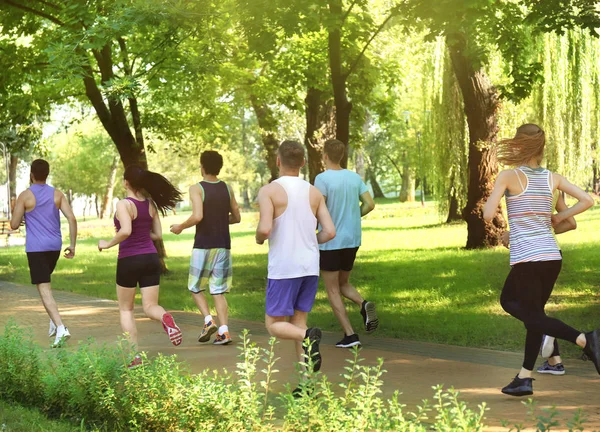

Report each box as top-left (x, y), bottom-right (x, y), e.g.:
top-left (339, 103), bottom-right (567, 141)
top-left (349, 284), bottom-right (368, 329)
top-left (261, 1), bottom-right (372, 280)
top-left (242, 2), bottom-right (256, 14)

top-left (9, 125), bottom-right (600, 397)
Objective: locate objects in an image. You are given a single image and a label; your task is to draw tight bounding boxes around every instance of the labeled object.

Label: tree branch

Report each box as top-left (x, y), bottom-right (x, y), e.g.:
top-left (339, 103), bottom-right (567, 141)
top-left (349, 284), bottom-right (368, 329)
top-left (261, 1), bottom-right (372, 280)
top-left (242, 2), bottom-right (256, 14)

top-left (30, 0), bottom-right (60, 10)
top-left (385, 154), bottom-right (403, 180)
top-left (2, 0), bottom-right (65, 26)
top-left (341, 0), bottom-right (360, 24)
top-left (345, 7), bottom-right (398, 79)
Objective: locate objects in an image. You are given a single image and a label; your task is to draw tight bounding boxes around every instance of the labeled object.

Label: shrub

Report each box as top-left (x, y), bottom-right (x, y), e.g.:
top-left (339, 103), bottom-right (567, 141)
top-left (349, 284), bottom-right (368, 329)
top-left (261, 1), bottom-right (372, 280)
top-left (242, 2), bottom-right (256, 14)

top-left (0, 323), bottom-right (589, 431)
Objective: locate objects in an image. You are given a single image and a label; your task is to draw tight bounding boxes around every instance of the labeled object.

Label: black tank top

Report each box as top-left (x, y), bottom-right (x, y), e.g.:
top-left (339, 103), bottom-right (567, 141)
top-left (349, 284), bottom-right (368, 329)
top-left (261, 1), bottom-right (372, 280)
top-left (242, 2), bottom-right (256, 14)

top-left (193, 181), bottom-right (231, 249)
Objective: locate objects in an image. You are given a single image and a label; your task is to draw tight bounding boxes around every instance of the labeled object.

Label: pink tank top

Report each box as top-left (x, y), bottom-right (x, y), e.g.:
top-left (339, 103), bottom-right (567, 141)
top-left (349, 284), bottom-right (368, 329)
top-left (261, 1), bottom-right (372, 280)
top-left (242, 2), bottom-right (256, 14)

top-left (114, 198), bottom-right (157, 259)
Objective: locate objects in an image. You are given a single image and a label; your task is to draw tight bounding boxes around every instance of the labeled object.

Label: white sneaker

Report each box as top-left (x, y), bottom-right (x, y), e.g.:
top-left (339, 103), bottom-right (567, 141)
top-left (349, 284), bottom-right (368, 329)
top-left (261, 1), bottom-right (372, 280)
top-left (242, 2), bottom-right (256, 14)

top-left (541, 335), bottom-right (555, 358)
top-left (49, 320), bottom-right (57, 337)
top-left (52, 326), bottom-right (71, 348)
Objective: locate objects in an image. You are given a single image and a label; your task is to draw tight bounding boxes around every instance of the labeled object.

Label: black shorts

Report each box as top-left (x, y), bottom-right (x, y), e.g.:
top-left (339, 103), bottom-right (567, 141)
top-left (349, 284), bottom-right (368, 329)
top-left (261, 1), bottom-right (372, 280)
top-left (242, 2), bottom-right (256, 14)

top-left (319, 247), bottom-right (359, 272)
top-left (27, 251), bottom-right (61, 285)
top-left (116, 253), bottom-right (161, 288)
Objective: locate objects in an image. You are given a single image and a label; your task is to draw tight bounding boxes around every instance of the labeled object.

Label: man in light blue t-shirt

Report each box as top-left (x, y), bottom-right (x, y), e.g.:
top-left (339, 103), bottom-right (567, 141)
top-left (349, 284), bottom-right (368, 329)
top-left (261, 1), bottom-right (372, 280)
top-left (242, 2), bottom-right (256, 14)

top-left (314, 139), bottom-right (378, 348)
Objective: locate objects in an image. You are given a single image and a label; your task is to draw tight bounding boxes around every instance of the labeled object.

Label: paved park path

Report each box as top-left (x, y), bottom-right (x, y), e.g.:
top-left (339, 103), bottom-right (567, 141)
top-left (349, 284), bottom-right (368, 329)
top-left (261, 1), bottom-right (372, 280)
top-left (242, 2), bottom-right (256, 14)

top-left (1, 280), bottom-right (599, 430)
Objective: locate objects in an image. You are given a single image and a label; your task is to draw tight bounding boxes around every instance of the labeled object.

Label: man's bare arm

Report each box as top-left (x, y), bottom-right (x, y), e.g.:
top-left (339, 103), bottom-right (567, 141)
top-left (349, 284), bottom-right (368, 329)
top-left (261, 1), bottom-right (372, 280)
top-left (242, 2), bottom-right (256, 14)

top-left (316, 193), bottom-right (336, 244)
top-left (9, 192), bottom-right (26, 230)
top-left (256, 186), bottom-right (274, 244)
top-left (229, 185), bottom-right (241, 224)
top-left (58, 190), bottom-right (77, 258)
top-left (170, 184), bottom-right (203, 234)
top-left (359, 191), bottom-right (375, 217)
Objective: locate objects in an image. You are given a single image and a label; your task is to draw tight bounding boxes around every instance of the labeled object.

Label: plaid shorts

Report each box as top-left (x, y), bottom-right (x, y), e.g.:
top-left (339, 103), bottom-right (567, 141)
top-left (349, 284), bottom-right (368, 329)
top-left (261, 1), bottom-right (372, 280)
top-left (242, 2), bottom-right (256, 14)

top-left (188, 248), bottom-right (232, 295)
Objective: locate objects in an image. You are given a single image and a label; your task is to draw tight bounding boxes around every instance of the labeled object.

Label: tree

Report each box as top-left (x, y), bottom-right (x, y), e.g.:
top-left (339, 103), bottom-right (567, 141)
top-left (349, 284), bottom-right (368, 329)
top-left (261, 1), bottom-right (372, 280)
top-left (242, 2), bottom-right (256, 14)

top-left (407, 0), bottom-right (600, 248)
top-left (1, 0), bottom-right (216, 169)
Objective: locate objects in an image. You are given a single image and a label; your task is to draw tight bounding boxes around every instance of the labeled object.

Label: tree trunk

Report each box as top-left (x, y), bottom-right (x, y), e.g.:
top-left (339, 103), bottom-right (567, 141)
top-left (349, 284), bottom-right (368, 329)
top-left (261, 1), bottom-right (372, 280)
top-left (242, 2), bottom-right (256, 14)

top-left (242, 184), bottom-right (251, 208)
top-left (399, 165), bottom-right (415, 202)
top-left (251, 98), bottom-right (279, 182)
top-left (367, 169), bottom-right (385, 198)
top-left (304, 87), bottom-right (335, 183)
top-left (446, 186), bottom-right (462, 223)
top-left (100, 156), bottom-right (119, 219)
top-left (593, 160), bottom-right (599, 194)
top-left (8, 154), bottom-right (18, 199)
top-left (94, 195), bottom-right (100, 218)
top-left (448, 35), bottom-right (506, 248)
top-left (327, 0), bottom-right (352, 168)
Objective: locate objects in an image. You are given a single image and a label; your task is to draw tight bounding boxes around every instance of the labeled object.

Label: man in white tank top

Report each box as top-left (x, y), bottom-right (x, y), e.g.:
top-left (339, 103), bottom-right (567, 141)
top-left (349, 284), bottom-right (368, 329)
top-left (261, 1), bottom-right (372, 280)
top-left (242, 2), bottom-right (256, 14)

top-left (256, 141), bottom-right (336, 391)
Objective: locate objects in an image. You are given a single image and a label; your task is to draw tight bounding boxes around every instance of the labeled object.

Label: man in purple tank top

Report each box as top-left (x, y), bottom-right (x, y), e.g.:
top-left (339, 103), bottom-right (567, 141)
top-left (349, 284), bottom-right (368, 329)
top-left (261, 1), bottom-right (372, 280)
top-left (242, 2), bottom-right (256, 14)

top-left (10, 160), bottom-right (78, 348)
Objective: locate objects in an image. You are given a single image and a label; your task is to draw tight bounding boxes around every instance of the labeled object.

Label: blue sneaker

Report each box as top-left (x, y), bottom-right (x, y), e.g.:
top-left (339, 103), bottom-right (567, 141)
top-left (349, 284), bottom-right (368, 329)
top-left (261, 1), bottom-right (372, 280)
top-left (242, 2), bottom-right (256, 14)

top-left (537, 361), bottom-right (565, 376)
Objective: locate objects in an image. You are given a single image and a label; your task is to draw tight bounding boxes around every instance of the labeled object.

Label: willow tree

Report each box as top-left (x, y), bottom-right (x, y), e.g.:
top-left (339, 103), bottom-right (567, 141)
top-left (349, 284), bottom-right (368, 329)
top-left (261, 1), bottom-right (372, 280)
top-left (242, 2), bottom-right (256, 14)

top-left (408, 0), bottom-right (600, 248)
top-left (534, 30), bottom-right (600, 189)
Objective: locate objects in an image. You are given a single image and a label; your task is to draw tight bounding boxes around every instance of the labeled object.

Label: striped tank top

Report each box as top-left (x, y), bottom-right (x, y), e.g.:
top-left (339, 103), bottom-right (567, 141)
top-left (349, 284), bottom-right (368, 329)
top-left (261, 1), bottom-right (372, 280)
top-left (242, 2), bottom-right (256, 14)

top-left (506, 166), bottom-right (561, 265)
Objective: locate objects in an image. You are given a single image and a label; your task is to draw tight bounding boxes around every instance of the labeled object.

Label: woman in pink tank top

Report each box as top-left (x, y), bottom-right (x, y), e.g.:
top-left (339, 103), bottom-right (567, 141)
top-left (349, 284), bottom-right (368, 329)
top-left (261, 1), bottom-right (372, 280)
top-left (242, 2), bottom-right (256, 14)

top-left (98, 166), bottom-right (182, 367)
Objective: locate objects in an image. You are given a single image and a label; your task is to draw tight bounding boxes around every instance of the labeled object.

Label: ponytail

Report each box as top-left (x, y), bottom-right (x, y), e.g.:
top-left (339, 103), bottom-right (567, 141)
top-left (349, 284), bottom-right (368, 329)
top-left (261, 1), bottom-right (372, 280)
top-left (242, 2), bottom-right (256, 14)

top-left (124, 165), bottom-right (182, 215)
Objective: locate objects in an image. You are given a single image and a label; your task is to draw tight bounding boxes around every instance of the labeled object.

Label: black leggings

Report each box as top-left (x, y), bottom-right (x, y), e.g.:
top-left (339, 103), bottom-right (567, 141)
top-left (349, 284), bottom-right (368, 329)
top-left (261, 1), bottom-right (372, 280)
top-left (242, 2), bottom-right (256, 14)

top-left (500, 260), bottom-right (581, 370)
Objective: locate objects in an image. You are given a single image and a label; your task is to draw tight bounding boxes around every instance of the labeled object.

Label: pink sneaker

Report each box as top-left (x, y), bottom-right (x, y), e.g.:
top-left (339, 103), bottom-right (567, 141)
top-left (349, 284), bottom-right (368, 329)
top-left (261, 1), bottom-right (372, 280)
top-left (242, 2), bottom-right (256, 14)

top-left (161, 313), bottom-right (182, 346)
top-left (128, 355), bottom-right (143, 369)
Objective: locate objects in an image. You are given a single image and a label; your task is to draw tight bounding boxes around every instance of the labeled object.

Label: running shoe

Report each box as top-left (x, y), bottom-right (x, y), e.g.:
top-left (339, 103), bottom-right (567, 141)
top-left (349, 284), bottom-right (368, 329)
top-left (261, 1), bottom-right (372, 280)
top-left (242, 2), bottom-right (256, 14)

top-left (360, 301), bottom-right (379, 333)
top-left (582, 329), bottom-right (600, 375)
top-left (303, 327), bottom-right (322, 372)
top-left (335, 334), bottom-right (361, 348)
top-left (198, 320), bottom-right (218, 343)
top-left (161, 313), bottom-right (182, 346)
top-left (213, 331), bottom-right (232, 345)
top-left (48, 320), bottom-right (57, 337)
top-left (51, 327), bottom-right (71, 348)
top-left (536, 361), bottom-right (565, 375)
top-left (501, 375), bottom-right (534, 397)
top-left (127, 355), bottom-right (143, 369)
top-left (540, 335), bottom-right (555, 358)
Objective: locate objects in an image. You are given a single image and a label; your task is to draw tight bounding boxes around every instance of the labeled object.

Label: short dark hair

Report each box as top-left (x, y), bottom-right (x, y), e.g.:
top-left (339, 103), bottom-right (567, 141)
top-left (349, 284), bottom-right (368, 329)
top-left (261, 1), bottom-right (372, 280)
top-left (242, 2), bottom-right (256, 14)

top-left (323, 139), bottom-right (346, 164)
top-left (31, 159), bottom-right (50, 182)
top-left (200, 151), bottom-right (223, 175)
top-left (278, 140), bottom-right (305, 169)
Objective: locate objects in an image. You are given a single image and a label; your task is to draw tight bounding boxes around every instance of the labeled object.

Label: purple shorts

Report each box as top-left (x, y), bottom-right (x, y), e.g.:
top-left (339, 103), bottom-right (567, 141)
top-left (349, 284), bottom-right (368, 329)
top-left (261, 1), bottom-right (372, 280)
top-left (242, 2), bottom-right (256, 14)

top-left (265, 276), bottom-right (319, 317)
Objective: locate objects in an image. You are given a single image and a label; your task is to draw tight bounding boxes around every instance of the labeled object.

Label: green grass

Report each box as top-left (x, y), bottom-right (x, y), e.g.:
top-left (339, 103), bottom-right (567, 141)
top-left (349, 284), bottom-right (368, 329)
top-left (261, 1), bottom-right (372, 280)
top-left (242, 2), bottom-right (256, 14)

top-left (0, 400), bottom-right (84, 432)
top-left (2, 199), bottom-right (599, 357)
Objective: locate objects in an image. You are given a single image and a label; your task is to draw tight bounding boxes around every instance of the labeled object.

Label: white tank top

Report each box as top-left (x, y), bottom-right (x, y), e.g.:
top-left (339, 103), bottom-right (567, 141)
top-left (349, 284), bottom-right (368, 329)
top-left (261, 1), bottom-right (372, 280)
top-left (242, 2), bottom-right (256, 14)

top-left (268, 176), bottom-right (319, 279)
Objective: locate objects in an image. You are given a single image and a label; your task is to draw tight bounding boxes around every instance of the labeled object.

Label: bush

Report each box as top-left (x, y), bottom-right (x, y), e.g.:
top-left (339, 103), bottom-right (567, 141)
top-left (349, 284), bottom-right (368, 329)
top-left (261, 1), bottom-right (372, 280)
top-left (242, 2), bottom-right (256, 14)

top-left (0, 322), bottom-right (588, 431)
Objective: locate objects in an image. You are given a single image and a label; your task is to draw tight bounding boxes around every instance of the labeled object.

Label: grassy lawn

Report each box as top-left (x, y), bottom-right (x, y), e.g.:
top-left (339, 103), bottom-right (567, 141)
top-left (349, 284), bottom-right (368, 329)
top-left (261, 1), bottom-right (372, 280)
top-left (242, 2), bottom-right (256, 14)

top-left (0, 400), bottom-right (83, 431)
top-left (1, 198), bottom-right (599, 357)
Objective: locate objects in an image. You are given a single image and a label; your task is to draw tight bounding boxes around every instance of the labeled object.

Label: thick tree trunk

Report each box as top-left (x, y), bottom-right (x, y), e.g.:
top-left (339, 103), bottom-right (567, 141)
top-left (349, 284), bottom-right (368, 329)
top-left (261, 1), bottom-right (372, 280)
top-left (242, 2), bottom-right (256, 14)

top-left (446, 186), bottom-right (462, 223)
top-left (399, 165), bottom-right (415, 202)
top-left (251, 98), bottom-right (279, 182)
top-left (8, 154), bottom-right (18, 199)
top-left (367, 169), bottom-right (385, 198)
top-left (242, 184), bottom-right (251, 208)
top-left (304, 87), bottom-right (335, 183)
top-left (328, 0), bottom-right (352, 168)
top-left (448, 35), bottom-right (506, 248)
top-left (100, 156), bottom-right (119, 219)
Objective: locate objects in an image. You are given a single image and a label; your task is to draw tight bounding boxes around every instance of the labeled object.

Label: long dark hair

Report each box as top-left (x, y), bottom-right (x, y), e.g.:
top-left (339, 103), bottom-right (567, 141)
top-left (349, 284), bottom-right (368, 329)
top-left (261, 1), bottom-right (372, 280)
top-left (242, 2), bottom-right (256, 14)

top-left (124, 165), bottom-right (182, 215)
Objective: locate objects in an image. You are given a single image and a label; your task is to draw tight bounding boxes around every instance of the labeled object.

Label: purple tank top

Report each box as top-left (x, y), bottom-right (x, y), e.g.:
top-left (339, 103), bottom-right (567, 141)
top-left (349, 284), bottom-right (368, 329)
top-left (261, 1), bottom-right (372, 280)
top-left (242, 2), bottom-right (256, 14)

top-left (25, 184), bottom-right (62, 253)
top-left (114, 198), bottom-right (157, 259)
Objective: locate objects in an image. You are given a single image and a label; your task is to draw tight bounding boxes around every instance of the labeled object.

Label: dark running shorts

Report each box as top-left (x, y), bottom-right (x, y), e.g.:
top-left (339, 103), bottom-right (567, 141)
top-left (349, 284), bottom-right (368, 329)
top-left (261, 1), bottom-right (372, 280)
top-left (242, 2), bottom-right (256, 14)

top-left (27, 251), bottom-right (61, 285)
top-left (319, 247), bottom-right (359, 272)
top-left (116, 253), bottom-right (161, 288)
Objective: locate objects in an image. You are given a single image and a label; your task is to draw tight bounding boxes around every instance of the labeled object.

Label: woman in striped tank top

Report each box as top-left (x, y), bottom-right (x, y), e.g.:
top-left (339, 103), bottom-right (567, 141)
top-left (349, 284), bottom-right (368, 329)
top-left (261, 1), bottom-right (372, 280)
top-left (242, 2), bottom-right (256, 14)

top-left (484, 124), bottom-right (597, 397)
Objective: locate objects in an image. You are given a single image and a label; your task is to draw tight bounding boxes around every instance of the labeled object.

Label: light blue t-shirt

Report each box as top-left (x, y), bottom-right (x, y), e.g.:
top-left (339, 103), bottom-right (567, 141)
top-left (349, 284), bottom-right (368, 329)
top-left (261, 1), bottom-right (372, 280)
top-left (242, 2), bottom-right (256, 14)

top-left (315, 169), bottom-right (368, 251)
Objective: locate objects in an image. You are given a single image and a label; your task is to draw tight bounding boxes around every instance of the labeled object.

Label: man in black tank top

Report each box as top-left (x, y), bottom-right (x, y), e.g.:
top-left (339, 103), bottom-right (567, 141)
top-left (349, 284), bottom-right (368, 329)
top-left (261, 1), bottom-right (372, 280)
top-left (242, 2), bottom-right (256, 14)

top-left (170, 151), bottom-right (241, 345)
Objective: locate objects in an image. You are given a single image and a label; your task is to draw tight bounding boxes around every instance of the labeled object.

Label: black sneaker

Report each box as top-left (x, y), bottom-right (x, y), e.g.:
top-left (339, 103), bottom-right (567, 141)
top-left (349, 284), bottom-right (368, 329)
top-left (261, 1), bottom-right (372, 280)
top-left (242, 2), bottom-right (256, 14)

top-left (303, 327), bottom-right (322, 372)
top-left (335, 333), bottom-right (361, 348)
top-left (583, 329), bottom-right (600, 375)
top-left (501, 375), bottom-right (534, 397)
top-left (536, 361), bottom-right (565, 375)
top-left (360, 301), bottom-right (379, 333)
top-left (292, 382), bottom-right (314, 399)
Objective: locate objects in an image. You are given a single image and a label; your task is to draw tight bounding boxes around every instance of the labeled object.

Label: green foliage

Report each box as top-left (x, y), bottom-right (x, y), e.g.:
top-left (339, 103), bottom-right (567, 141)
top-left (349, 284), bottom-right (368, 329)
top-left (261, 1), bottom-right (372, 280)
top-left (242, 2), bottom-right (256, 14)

top-left (46, 120), bottom-right (120, 200)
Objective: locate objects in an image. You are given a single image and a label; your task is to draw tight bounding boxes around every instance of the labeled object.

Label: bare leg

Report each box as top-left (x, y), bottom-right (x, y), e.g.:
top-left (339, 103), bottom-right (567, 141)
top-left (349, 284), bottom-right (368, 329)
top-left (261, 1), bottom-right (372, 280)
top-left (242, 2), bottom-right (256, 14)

top-left (117, 285), bottom-right (137, 346)
top-left (548, 355), bottom-right (563, 366)
top-left (140, 285), bottom-right (167, 321)
top-left (37, 283), bottom-right (63, 327)
top-left (289, 310), bottom-right (308, 363)
top-left (192, 291), bottom-right (211, 317)
top-left (322, 270), bottom-right (354, 336)
top-left (339, 271), bottom-right (364, 307)
top-left (213, 294), bottom-right (228, 326)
